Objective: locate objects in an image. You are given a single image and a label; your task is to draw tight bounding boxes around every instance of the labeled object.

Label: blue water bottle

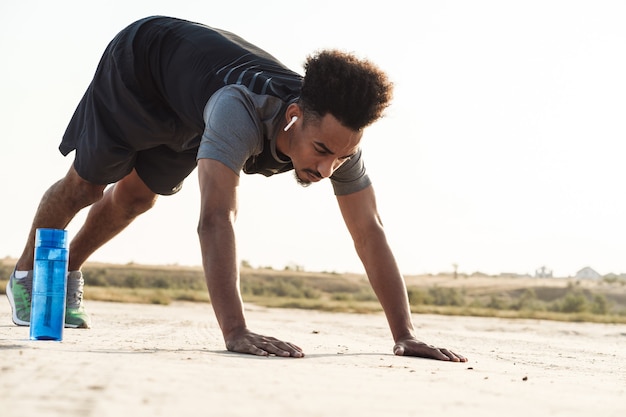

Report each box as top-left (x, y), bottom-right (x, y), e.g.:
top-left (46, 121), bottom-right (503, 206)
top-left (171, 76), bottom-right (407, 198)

top-left (30, 228), bottom-right (69, 341)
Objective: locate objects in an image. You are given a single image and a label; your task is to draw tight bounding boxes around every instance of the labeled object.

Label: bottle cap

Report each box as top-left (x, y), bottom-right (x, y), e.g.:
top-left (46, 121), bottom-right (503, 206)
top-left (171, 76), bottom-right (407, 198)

top-left (35, 228), bottom-right (68, 249)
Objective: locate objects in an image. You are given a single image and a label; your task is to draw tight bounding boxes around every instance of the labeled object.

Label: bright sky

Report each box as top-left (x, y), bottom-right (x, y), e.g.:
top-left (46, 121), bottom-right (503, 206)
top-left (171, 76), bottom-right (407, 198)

top-left (1, 0), bottom-right (625, 277)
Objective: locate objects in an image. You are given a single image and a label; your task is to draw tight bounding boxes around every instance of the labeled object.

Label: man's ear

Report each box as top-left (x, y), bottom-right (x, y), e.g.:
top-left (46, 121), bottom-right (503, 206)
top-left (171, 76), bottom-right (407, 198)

top-left (286, 102), bottom-right (302, 121)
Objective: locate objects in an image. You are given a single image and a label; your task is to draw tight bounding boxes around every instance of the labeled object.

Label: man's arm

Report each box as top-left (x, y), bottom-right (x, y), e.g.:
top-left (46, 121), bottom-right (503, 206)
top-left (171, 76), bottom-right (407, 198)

top-left (336, 185), bottom-right (467, 362)
top-left (196, 158), bottom-right (303, 357)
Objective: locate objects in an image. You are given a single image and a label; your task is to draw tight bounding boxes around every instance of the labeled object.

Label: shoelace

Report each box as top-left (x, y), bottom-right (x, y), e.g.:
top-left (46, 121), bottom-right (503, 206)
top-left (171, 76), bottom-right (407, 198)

top-left (66, 272), bottom-right (85, 309)
top-left (14, 273), bottom-right (34, 302)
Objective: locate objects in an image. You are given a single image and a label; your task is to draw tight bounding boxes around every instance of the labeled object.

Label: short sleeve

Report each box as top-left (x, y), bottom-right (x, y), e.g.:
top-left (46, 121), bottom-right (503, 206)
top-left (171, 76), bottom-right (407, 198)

top-left (330, 148), bottom-right (372, 195)
top-left (197, 85), bottom-right (263, 174)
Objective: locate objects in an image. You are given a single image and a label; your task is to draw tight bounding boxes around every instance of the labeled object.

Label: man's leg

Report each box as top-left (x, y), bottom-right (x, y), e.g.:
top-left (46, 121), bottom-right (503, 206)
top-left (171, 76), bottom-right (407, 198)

top-left (15, 166), bottom-right (107, 271)
top-left (61, 168), bottom-right (158, 328)
top-left (8, 165), bottom-right (106, 326)
top-left (68, 168), bottom-right (158, 270)
top-left (8, 167), bottom-right (157, 328)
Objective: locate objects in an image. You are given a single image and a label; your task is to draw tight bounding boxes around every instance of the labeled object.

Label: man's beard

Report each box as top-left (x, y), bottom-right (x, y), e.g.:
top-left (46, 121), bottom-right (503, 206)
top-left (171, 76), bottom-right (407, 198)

top-left (294, 171), bottom-right (312, 188)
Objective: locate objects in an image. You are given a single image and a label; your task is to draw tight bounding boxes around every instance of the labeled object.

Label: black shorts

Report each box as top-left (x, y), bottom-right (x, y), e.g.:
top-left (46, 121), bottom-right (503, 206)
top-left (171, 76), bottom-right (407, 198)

top-left (59, 17), bottom-right (199, 195)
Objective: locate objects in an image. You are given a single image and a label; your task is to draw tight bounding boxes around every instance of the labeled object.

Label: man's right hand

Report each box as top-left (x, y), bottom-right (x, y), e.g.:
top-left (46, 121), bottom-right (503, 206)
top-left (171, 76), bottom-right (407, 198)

top-left (225, 328), bottom-right (305, 358)
top-left (196, 159), bottom-right (304, 358)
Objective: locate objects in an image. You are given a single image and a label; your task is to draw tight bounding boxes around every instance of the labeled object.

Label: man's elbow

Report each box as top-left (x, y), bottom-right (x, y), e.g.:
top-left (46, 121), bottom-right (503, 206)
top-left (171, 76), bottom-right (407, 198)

top-left (352, 222), bottom-right (387, 253)
top-left (197, 209), bottom-right (236, 236)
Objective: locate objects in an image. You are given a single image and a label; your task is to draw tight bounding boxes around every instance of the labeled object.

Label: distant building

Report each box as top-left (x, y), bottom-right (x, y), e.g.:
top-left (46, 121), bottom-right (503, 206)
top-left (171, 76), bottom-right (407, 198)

top-left (575, 266), bottom-right (601, 280)
top-left (535, 266), bottom-right (553, 278)
top-left (605, 273), bottom-right (626, 281)
top-left (499, 272), bottom-right (531, 278)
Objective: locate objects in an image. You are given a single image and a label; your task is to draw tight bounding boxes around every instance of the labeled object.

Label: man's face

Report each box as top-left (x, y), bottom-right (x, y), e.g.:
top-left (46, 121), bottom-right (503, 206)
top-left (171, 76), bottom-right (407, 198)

top-left (286, 113), bottom-right (362, 187)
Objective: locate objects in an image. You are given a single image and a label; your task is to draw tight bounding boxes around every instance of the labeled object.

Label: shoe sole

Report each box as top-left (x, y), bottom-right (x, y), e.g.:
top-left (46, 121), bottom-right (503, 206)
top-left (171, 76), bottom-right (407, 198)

top-left (64, 318), bottom-right (91, 329)
top-left (7, 281), bottom-right (89, 328)
top-left (6, 281), bottom-right (30, 326)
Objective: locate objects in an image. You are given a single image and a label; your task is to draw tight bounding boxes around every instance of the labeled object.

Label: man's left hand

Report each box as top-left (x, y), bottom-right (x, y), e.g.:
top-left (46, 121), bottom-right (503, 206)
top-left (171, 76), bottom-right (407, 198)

top-left (393, 337), bottom-right (467, 362)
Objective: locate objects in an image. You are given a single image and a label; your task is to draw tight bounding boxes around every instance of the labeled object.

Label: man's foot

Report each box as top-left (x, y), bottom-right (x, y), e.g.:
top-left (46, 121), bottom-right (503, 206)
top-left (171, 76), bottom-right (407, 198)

top-left (5, 269), bottom-right (91, 328)
top-left (6, 270), bottom-right (33, 326)
top-left (65, 271), bottom-right (91, 329)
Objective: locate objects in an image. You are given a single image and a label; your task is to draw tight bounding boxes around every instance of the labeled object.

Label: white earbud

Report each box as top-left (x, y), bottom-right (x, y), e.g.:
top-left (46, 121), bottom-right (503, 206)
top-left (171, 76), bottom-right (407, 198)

top-left (283, 116), bottom-right (298, 132)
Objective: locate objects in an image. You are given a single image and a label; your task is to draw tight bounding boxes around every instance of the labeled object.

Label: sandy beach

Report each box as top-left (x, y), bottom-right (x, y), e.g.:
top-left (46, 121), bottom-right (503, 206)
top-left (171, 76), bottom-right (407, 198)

top-left (1, 299), bottom-right (625, 417)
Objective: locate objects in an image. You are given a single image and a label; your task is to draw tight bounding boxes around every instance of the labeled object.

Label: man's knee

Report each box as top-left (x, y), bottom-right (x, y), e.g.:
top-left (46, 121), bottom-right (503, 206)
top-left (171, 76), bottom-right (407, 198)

top-left (113, 171), bottom-right (158, 217)
top-left (119, 191), bottom-right (157, 217)
top-left (60, 167), bottom-right (107, 209)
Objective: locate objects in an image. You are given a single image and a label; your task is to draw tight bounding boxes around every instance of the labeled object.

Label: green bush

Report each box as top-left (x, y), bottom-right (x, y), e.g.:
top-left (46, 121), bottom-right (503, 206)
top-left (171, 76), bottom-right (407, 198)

top-left (81, 265), bottom-right (207, 290)
top-left (4, 259), bottom-right (622, 323)
top-left (511, 289), bottom-right (544, 311)
top-left (591, 294), bottom-right (610, 315)
top-left (124, 273), bottom-right (143, 289)
top-left (331, 292), bottom-right (350, 301)
top-left (0, 263), bottom-right (11, 279)
top-left (407, 288), bottom-right (431, 306)
top-left (555, 292), bottom-right (588, 313)
top-left (486, 295), bottom-right (508, 310)
top-left (241, 276), bottom-right (321, 299)
top-left (407, 286), bottom-right (464, 307)
top-left (428, 286), bottom-right (464, 306)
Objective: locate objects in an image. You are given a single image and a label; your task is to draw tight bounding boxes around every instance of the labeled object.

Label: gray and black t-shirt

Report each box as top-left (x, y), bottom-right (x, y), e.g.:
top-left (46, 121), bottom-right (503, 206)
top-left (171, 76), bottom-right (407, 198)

top-left (60, 15), bottom-right (370, 195)
top-left (198, 84), bottom-right (371, 195)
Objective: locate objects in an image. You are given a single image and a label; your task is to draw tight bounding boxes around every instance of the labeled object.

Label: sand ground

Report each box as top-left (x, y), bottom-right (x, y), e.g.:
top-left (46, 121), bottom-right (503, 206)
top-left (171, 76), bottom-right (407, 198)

top-left (1, 299), bottom-right (625, 417)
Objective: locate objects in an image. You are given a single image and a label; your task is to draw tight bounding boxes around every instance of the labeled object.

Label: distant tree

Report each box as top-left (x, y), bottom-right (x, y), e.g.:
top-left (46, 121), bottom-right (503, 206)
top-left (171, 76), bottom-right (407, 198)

top-left (559, 292), bottom-right (588, 313)
top-left (591, 294), bottom-right (610, 315)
